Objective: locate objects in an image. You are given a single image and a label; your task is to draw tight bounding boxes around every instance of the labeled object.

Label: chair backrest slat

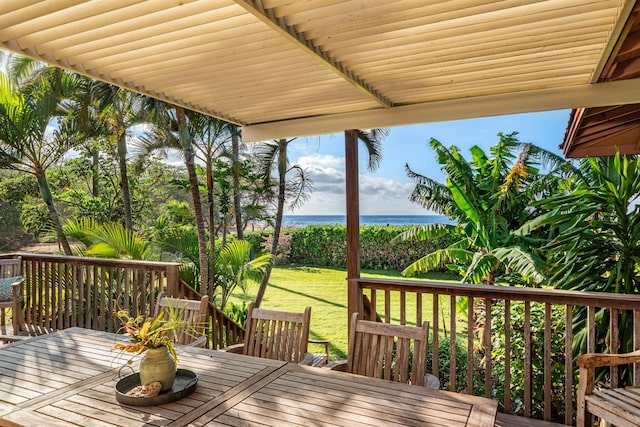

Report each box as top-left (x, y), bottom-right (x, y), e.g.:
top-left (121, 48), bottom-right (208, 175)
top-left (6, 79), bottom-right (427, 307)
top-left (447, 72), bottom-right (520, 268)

top-left (345, 312), bottom-right (429, 386)
top-left (243, 303), bottom-right (311, 363)
top-left (0, 257), bottom-right (22, 278)
top-left (155, 292), bottom-right (208, 346)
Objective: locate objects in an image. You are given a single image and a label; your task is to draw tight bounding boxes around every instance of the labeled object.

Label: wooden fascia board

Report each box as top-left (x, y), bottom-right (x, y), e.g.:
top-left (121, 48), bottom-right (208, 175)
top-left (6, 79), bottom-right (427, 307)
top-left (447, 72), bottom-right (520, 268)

top-left (242, 79), bottom-right (640, 142)
top-left (589, 0), bottom-right (638, 83)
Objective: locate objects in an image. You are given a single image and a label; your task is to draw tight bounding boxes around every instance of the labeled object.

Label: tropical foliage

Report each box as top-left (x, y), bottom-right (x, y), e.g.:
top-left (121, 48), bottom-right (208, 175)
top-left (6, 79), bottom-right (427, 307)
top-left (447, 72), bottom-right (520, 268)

top-left (398, 133), bottom-right (574, 285)
top-left (526, 152), bottom-right (640, 367)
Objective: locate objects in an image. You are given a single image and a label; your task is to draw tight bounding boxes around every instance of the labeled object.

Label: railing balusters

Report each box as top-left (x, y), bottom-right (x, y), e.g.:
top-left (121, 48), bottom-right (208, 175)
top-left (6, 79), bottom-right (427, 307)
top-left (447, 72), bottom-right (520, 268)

top-left (504, 299), bottom-right (511, 414)
top-left (416, 292), bottom-right (422, 326)
top-left (71, 264), bottom-right (80, 327)
top-left (634, 309), bottom-right (640, 382)
top-left (400, 291), bottom-right (406, 325)
top-left (524, 300), bottom-right (531, 418)
top-left (38, 259), bottom-right (43, 329)
top-left (433, 293), bottom-right (439, 378)
top-left (587, 306), bottom-right (596, 353)
top-left (57, 262), bottom-right (63, 330)
top-left (370, 289), bottom-right (376, 320)
top-left (484, 297), bottom-right (492, 399)
top-left (565, 304), bottom-right (573, 426)
top-left (544, 302), bottom-right (551, 421)
top-left (611, 308), bottom-right (619, 389)
top-left (384, 290), bottom-right (390, 323)
top-left (467, 296), bottom-right (474, 395)
top-left (449, 295), bottom-right (456, 392)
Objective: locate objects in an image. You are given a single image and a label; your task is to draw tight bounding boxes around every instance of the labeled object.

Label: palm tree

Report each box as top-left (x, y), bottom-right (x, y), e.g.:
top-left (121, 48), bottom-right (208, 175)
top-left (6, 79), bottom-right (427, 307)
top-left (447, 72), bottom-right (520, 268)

top-left (0, 69), bottom-right (79, 255)
top-left (215, 240), bottom-right (273, 310)
top-left (137, 102), bottom-right (211, 296)
top-left (229, 123), bottom-right (244, 239)
top-left (64, 218), bottom-right (157, 260)
top-left (398, 132), bottom-right (574, 285)
top-left (253, 129), bottom-right (387, 307)
top-left (93, 84), bottom-right (144, 231)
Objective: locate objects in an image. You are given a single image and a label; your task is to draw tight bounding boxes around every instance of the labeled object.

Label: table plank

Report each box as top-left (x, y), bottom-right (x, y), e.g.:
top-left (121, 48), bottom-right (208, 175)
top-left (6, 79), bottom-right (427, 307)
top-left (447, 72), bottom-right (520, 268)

top-left (193, 363), bottom-right (497, 427)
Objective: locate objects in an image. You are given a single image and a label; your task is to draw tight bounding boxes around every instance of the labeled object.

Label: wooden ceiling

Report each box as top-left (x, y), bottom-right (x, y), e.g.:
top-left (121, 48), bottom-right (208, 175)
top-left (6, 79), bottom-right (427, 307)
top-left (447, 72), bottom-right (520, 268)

top-left (1, 1), bottom-right (639, 142)
top-left (563, 1), bottom-right (640, 157)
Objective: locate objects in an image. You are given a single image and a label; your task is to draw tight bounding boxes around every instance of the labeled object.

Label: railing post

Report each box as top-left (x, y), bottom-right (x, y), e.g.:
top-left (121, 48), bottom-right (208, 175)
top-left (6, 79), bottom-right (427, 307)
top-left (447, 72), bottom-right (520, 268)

top-left (166, 264), bottom-right (180, 296)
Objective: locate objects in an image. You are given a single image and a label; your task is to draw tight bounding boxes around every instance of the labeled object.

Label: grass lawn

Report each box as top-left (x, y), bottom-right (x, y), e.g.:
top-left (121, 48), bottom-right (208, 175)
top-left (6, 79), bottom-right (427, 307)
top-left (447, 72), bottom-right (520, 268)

top-left (228, 265), bottom-right (460, 360)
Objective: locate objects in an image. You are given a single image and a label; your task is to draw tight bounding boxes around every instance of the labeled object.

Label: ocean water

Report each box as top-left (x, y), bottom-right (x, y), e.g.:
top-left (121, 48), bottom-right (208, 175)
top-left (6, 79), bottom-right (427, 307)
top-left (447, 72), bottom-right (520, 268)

top-left (281, 215), bottom-right (451, 227)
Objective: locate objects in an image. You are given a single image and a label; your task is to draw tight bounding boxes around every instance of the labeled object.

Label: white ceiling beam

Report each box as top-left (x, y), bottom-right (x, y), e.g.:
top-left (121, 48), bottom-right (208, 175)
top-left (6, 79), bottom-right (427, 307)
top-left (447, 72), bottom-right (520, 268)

top-left (241, 78), bottom-right (640, 142)
top-left (233, 0), bottom-right (393, 108)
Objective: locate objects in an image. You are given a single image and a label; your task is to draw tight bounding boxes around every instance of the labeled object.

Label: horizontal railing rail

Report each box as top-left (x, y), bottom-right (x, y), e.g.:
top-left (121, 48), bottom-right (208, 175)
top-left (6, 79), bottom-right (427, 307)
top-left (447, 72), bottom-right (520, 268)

top-left (0, 253), bottom-right (244, 349)
top-left (349, 277), bottom-right (640, 426)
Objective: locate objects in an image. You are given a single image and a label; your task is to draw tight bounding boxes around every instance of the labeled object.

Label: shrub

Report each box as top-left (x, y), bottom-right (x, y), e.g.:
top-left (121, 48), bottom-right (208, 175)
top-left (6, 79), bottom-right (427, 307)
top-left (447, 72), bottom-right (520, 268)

top-left (286, 225), bottom-right (453, 271)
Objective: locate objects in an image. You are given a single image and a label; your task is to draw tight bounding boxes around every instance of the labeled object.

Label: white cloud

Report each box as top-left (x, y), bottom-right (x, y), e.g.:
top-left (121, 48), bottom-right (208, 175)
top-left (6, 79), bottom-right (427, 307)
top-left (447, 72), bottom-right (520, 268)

top-left (290, 153), bottom-right (433, 215)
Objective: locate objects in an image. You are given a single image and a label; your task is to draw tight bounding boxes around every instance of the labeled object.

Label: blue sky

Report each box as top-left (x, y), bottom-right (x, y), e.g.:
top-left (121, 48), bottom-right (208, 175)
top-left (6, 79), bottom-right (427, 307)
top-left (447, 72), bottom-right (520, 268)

top-left (285, 109), bottom-right (572, 215)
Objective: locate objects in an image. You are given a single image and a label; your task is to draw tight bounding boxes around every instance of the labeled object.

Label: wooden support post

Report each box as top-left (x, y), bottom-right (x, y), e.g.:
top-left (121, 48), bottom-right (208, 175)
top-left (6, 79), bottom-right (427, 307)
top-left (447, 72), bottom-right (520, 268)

top-left (345, 129), bottom-right (361, 334)
top-left (166, 264), bottom-right (180, 297)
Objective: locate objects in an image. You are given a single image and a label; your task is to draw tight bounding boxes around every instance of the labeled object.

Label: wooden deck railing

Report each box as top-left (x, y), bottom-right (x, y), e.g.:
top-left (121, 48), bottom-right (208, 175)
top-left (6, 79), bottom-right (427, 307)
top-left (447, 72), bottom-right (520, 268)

top-left (350, 277), bottom-right (640, 425)
top-left (0, 253), bottom-right (244, 349)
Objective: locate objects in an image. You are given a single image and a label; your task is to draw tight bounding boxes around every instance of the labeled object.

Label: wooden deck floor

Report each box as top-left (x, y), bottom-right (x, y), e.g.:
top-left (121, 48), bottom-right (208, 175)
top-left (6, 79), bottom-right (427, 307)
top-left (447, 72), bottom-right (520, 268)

top-left (495, 413), bottom-right (568, 426)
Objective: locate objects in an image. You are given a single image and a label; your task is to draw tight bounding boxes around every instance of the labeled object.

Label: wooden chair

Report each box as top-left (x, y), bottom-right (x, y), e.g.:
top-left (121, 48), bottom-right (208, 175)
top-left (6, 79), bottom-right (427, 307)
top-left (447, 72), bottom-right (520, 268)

top-left (577, 350), bottom-right (640, 427)
top-left (0, 257), bottom-right (24, 335)
top-left (330, 312), bottom-right (430, 386)
top-left (155, 292), bottom-right (209, 348)
top-left (224, 303), bottom-right (328, 366)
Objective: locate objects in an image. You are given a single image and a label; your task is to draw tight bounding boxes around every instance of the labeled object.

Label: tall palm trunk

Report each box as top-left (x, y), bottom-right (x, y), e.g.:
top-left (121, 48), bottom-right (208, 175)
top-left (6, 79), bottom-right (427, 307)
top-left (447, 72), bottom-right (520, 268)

top-left (114, 88), bottom-right (133, 231)
top-left (206, 157), bottom-right (216, 296)
top-left (35, 168), bottom-right (72, 255)
top-left (91, 149), bottom-right (99, 197)
top-left (232, 132), bottom-right (243, 240)
top-left (177, 107), bottom-right (209, 296)
top-left (255, 139), bottom-right (287, 307)
top-left (117, 134), bottom-right (133, 231)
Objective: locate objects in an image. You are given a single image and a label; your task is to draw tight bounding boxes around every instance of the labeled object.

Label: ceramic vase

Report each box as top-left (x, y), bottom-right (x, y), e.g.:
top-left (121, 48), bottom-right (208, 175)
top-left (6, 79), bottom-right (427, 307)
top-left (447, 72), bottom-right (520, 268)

top-left (139, 346), bottom-right (176, 391)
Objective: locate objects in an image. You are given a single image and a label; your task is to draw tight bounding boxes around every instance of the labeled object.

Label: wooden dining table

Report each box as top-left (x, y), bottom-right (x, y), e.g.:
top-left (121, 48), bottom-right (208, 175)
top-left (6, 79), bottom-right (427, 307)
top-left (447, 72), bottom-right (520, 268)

top-left (0, 327), bottom-right (497, 426)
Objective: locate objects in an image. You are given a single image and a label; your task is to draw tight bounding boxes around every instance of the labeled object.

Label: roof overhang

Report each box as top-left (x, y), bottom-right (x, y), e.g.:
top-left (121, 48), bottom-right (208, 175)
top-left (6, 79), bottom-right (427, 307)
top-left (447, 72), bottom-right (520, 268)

top-left (0, 1), bottom-right (638, 142)
top-left (563, 1), bottom-right (640, 157)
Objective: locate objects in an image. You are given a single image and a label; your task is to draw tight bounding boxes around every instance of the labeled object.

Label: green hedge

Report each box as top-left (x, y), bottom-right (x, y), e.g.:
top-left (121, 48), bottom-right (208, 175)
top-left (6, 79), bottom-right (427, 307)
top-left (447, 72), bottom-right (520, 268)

top-left (246, 225), bottom-right (453, 271)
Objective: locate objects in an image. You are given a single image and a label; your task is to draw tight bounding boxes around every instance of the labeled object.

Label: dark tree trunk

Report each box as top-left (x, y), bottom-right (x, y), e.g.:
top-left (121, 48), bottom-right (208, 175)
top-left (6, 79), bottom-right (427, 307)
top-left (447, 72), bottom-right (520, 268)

top-left (231, 132), bottom-right (243, 240)
top-left (206, 158), bottom-right (216, 297)
top-left (254, 139), bottom-right (287, 307)
top-left (178, 107), bottom-right (209, 297)
top-left (35, 169), bottom-right (72, 255)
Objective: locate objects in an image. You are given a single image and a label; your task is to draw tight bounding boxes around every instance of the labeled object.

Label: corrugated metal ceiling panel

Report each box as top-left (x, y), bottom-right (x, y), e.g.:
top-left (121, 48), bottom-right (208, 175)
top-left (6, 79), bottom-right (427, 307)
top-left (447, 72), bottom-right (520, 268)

top-left (0, 0), bottom-right (636, 140)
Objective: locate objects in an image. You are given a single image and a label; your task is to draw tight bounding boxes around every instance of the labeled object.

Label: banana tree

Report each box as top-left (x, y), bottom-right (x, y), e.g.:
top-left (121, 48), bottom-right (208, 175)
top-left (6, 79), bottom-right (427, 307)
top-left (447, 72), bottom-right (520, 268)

top-left (398, 132), bottom-right (574, 286)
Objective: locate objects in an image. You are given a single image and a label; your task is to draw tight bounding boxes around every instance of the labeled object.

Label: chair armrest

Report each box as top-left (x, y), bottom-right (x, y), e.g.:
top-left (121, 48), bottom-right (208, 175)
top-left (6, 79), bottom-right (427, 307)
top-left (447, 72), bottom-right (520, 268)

top-left (326, 360), bottom-right (347, 371)
top-left (577, 350), bottom-right (640, 369)
top-left (308, 339), bottom-right (330, 363)
top-left (299, 352), bottom-right (316, 366)
top-left (188, 335), bottom-right (207, 348)
top-left (220, 343), bottom-right (245, 354)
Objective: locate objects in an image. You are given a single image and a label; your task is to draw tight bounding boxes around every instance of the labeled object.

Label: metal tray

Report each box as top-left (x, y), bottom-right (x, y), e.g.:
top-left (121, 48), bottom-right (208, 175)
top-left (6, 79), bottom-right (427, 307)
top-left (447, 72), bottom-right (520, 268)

top-left (115, 368), bottom-right (197, 406)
